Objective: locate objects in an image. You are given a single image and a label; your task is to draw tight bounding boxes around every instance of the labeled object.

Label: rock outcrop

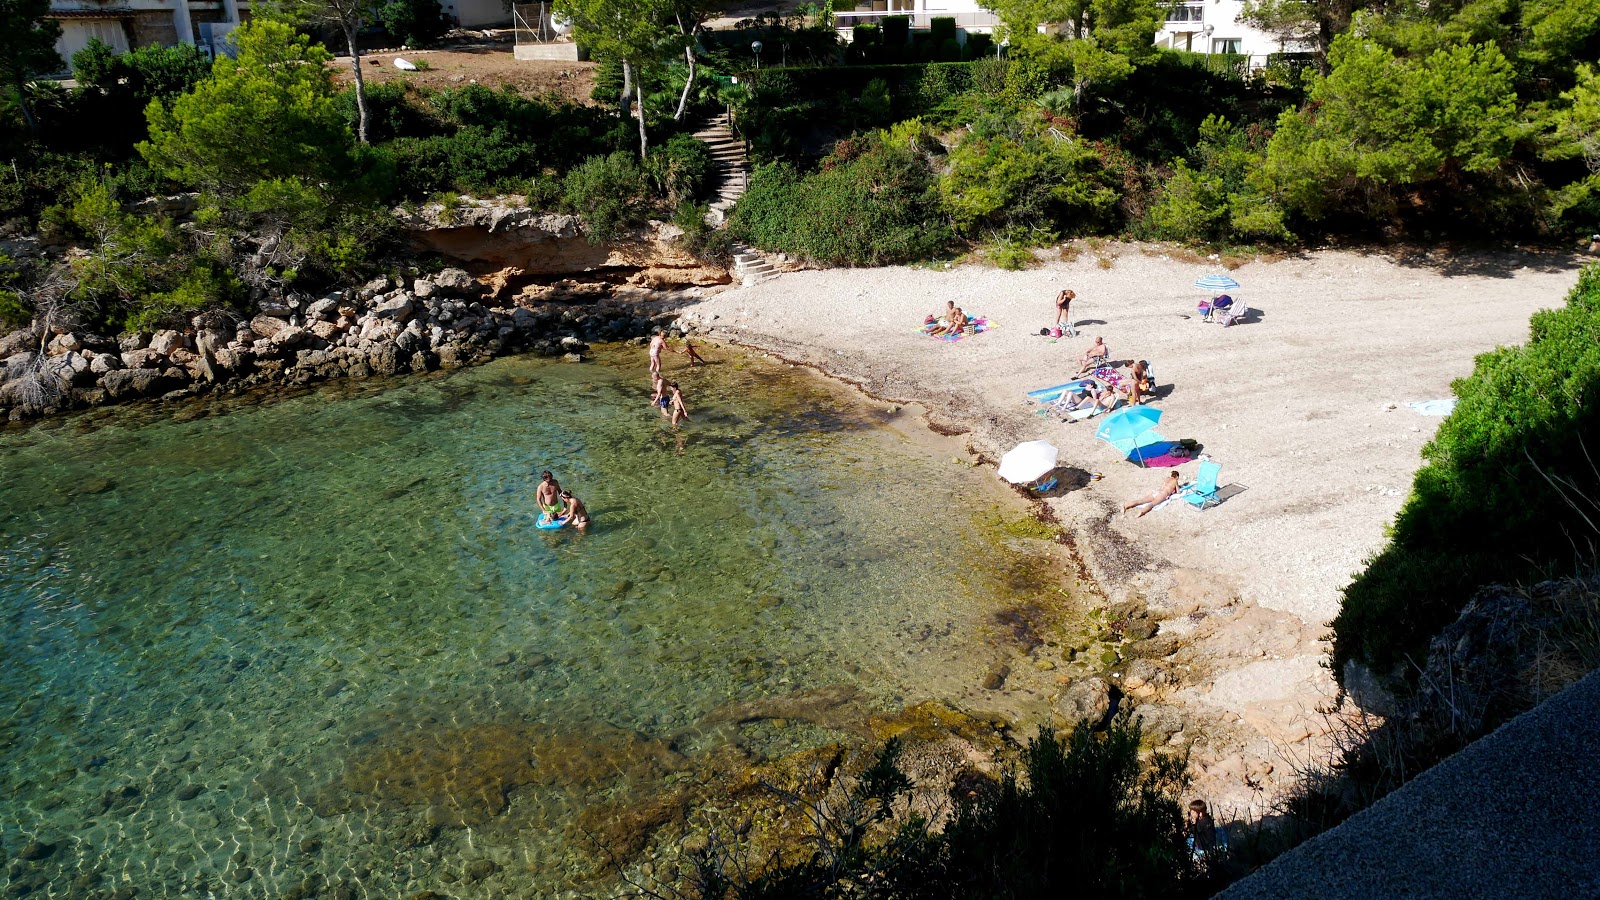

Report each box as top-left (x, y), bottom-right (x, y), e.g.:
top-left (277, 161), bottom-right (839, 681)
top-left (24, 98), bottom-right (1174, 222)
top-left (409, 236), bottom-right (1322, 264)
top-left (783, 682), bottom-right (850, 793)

top-left (0, 267), bottom-right (671, 423)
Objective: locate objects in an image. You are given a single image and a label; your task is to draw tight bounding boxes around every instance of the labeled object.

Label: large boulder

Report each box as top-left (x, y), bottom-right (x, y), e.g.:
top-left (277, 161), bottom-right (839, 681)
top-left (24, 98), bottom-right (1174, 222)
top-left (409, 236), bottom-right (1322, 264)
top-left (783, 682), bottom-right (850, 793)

top-left (1057, 677), bottom-right (1113, 727)
top-left (372, 294), bottom-right (414, 322)
top-left (249, 315), bottom-right (288, 340)
top-left (46, 333), bottom-right (81, 356)
top-left (120, 349), bottom-right (165, 370)
top-left (257, 301), bottom-right (293, 318)
top-left (0, 327), bottom-right (39, 360)
top-left (306, 295), bottom-right (340, 321)
top-left (148, 330), bottom-right (190, 355)
top-left (89, 353), bottom-right (121, 375)
top-left (433, 268), bottom-right (482, 297)
top-left (117, 331), bottom-right (148, 352)
top-left (101, 368), bottom-right (180, 400)
top-left (412, 277), bottom-right (438, 299)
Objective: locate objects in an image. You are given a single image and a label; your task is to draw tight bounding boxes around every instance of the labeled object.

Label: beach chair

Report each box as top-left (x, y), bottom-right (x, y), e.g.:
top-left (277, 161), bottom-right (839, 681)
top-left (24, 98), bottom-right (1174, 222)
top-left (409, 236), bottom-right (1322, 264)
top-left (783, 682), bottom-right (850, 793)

top-left (1215, 300), bottom-right (1248, 327)
top-left (1180, 461), bottom-right (1223, 509)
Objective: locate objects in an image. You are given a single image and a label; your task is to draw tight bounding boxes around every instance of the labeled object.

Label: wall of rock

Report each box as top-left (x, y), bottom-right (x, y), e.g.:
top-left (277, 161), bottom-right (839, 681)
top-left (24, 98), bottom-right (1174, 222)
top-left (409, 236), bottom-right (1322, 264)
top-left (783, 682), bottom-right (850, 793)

top-left (0, 268), bottom-right (669, 424)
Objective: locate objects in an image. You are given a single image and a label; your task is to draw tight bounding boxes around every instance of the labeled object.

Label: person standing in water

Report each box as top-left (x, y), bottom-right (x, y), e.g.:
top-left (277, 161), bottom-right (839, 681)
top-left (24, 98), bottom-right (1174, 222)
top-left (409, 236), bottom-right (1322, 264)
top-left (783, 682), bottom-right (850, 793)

top-left (649, 329), bottom-right (666, 379)
top-left (535, 471), bottom-right (563, 519)
top-left (661, 381), bottom-right (690, 427)
top-left (559, 490), bottom-right (591, 531)
top-left (678, 336), bottom-right (706, 366)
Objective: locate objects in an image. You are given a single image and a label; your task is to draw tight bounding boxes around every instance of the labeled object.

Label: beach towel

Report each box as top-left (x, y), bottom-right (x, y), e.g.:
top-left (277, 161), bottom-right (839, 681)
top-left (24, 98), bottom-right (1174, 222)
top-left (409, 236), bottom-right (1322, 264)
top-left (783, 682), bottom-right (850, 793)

top-left (922, 317), bottom-right (990, 342)
top-left (1028, 379), bottom-right (1096, 403)
top-left (1406, 399), bottom-right (1458, 417)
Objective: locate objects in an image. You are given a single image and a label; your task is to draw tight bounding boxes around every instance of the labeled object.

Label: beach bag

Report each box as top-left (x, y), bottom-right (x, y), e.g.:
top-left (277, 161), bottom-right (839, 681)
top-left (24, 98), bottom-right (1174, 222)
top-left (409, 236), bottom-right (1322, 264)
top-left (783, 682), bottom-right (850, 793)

top-left (925, 315), bottom-right (937, 325)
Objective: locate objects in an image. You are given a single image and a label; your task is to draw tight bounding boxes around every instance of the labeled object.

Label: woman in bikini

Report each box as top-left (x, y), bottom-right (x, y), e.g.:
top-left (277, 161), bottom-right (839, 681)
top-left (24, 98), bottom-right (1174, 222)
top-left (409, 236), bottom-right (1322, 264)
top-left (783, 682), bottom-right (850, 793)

top-left (559, 490), bottom-right (591, 531)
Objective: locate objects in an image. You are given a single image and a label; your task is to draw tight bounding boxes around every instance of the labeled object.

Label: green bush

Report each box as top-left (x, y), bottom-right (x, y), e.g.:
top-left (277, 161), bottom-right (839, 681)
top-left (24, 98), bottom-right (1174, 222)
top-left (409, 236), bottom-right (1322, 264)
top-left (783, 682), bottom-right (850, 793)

top-left (733, 127), bottom-right (952, 266)
top-left (562, 152), bottom-right (651, 243)
top-left (938, 112), bottom-right (1120, 237)
top-left (1147, 116), bottom-right (1291, 245)
top-left (647, 133), bottom-right (715, 205)
top-left (929, 16), bottom-right (957, 44)
top-left (1333, 264), bottom-right (1600, 679)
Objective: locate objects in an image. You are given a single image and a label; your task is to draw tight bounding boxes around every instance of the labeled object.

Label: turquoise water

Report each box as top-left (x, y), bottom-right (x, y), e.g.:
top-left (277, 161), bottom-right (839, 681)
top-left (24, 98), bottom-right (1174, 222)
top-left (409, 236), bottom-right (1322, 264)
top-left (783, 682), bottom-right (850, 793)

top-left (0, 349), bottom-right (1045, 897)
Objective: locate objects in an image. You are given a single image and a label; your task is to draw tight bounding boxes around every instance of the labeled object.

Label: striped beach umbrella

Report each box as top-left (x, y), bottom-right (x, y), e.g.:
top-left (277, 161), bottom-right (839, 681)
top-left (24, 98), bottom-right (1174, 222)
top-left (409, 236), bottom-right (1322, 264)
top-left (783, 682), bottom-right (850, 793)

top-left (1194, 274), bottom-right (1241, 292)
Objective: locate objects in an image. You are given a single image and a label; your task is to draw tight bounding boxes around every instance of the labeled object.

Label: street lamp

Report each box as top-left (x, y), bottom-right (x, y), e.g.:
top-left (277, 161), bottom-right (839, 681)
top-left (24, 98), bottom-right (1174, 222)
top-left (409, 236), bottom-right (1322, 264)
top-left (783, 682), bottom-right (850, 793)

top-left (752, 40), bottom-right (763, 70)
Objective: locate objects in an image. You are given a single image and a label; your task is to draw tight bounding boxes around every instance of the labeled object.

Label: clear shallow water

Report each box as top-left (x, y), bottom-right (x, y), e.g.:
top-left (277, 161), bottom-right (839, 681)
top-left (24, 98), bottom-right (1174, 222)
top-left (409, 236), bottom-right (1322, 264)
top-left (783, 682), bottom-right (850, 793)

top-left (0, 349), bottom-right (1047, 897)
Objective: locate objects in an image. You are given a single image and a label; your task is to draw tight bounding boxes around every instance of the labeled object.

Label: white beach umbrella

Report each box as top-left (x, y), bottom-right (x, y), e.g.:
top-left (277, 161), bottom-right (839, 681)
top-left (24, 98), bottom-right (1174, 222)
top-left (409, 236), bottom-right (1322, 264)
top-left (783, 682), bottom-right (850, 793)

top-left (997, 440), bottom-right (1060, 484)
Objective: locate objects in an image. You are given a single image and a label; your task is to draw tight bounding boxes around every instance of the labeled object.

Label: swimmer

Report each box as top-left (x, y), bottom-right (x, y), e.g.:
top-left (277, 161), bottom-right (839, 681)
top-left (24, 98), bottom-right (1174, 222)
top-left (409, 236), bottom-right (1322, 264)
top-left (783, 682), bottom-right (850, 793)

top-left (559, 490), bottom-right (590, 531)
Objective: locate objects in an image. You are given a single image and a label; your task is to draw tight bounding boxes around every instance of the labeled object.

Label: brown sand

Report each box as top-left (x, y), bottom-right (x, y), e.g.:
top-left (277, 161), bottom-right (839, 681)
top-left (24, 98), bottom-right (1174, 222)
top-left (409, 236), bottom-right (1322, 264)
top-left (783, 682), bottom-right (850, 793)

top-left (677, 242), bottom-right (1589, 812)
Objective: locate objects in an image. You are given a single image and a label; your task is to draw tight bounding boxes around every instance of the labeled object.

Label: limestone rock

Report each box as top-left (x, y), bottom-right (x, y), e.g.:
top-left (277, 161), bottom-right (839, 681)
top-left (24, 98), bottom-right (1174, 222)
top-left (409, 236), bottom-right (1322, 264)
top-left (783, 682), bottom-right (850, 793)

top-left (89, 352), bottom-right (121, 375)
top-left (0, 327), bottom-right (39, 359)
top-left (149, 330), bottom-right (190, 355)
top-left (117, 331), bottom-right (148, 352)
top-left (47, 332), bottom-right (81, 356)
top-left (306, 295), bottom-right (340, 320)
top-left (372, 294), bottom-right (414, 322)
top-left (1057, 677), bottom-right (1113, 726)
top-left (308, 320), bottom-right (342, 341)
top-left (120, 349), bottom-right (164, 370)
top-left (1131, 703), bottom-right (1184, 741)
top-left (101, 368), bottom-right (179, 399)
top-left (258, 301), bottom-right (292, 318)
top-left (433, 267), bottom-right (481, 296)
top-left (249, 315), bottom-right (288, 340)
top-left (412, 277), bottom-right (438, 298)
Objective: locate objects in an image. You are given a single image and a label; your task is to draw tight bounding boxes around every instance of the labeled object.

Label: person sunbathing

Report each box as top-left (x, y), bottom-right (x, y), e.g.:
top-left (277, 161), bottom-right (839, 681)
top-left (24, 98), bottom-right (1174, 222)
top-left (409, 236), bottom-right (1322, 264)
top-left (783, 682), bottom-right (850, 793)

top-left (1122, 471), bottom-right (1182, 517)
top-left (1077, 337), bottom-right (1109, 373)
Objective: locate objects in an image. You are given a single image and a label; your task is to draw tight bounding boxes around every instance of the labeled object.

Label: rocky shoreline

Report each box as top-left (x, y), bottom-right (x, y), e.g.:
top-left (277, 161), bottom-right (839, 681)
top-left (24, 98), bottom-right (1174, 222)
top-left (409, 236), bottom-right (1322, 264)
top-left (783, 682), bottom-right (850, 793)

top-left (0, 267), bottom-right (683, 425)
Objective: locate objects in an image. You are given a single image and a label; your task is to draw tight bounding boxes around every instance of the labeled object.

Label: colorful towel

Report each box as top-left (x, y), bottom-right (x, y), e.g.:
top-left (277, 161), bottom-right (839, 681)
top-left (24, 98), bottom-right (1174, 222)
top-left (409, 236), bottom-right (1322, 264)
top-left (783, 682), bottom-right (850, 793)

top-left (922, 317), bottom-right (990, 342)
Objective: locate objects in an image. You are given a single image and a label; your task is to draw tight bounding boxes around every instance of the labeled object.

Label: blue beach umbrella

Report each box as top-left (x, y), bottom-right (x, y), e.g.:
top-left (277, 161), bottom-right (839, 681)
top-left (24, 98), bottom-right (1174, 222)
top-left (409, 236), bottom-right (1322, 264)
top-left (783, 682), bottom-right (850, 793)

top-left (1095, 407), bottom-right (1166, 463)
top-left (1194, 274), bottom-right (1240, 292)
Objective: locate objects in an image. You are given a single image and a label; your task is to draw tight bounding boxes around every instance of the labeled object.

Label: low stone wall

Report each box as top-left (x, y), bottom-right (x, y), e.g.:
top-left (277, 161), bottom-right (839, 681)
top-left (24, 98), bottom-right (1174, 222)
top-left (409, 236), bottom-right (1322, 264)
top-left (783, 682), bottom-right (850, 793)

top-left (0, 268), bottom-right (670, 425)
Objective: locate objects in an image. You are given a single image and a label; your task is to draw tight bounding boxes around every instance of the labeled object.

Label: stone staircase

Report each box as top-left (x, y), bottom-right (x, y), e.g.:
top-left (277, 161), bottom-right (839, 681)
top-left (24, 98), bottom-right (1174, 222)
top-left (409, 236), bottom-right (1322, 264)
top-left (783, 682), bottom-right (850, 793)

top-left (691, 113), bottom-right (779, 286)
top-left (691, 112), bottom-right (749, 228)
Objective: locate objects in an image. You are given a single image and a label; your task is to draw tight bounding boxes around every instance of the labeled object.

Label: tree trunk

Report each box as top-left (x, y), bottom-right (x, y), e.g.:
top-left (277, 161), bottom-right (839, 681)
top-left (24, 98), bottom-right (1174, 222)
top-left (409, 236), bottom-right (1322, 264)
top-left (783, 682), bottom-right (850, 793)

top-left (621, 58), bottom-right (634, 118)
top-left (674, 43), bottom-right (697, 121)
top-left (635, 77), bottom-right (649, 160)
top-left (345, 21), bottom-right (370, 144)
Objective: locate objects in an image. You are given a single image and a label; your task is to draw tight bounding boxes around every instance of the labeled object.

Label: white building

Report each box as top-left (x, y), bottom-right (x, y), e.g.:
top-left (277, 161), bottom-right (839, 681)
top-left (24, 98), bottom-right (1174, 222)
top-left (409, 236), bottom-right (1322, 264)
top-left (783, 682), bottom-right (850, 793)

top-left (833, 0), bottom-right (1002, 37)
top-left (1155, 0), bottom-right (1306, 59)
top-left (47, 0), bottom-right (244, 65)
top-left (834, 0), bottom-right (1309, 59)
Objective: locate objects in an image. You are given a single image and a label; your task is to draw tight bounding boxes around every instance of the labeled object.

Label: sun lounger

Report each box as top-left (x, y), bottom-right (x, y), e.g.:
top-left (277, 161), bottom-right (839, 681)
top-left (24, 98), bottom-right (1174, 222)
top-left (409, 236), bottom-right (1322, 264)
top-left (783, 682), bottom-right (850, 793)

top-left (1180, 460), bottom-right (1223, 508)
top-left (1215, 300), bottom-right (1249, 327)
top-left (1068, 397), bottom-right (1122, 421)
top-left (1028, 379), bottom-right (1096, 403)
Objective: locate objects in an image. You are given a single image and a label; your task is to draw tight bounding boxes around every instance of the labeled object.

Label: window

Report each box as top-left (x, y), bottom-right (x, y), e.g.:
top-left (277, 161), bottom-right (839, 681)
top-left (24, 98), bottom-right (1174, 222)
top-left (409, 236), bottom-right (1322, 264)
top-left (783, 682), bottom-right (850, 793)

top-left (1166, 4), bottom-right (1203, 23)
top-left (1212, 37), bottom-right (1242, 54)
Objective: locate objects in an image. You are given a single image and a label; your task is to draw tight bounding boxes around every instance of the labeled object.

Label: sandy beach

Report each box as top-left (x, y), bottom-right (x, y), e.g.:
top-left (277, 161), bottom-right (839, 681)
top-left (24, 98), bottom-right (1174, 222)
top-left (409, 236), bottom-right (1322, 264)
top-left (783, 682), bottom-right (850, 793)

top-left (679, 242), bottom-right (1589, 812)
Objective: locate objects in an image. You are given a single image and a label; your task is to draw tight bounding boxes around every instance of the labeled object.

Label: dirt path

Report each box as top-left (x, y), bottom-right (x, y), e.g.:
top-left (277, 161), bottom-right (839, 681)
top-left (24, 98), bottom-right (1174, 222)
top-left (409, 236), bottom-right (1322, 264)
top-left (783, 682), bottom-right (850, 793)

top-left (676, 242), bottom-right (1589, 814)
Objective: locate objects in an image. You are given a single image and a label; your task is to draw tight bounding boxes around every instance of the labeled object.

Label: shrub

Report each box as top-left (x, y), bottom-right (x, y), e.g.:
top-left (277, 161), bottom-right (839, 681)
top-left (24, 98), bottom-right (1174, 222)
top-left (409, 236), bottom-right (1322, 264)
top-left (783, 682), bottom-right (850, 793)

top-left (647, 133), bottom-right (714, 205)
top-left (939, 112), bottom-right (1120, 237)
top-left (1146, 116), bottom-right (1291, 245)
top-left (562, 152), bottom-right (651, 243)
top-left (732, 130), bottom-right (952, 266)
top-left (1333, 264), bottom-right (1600, 679)
top-left (929, 16), bottom-right (957, 44)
